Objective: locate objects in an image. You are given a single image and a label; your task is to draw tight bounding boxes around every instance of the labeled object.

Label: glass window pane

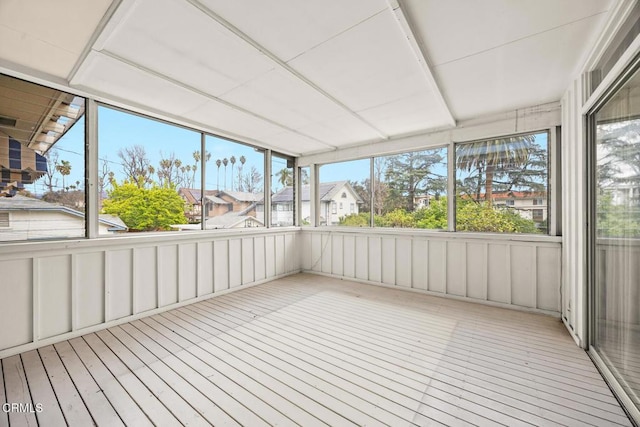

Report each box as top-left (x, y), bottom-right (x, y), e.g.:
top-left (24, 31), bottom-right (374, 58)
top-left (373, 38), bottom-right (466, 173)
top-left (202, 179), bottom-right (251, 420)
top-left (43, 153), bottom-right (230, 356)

top-left (455, 132), bottom-right (548, 234)
top-left (205, 136), bottom-right (264, 229)
top-left (594, 64), bottom-right (640, 408)
top-left (271, 154), bottom-right (294, 226)
top-left (98, 105), bottom-right (200, 232)
top-left (319, 159), bottom-right (370, 227)
top-left (374, 148), bottom-right (448, 229)
top-left (299, 166), bottom-right (310, 225)
top-left (0, 74), bottom-right (86, 241)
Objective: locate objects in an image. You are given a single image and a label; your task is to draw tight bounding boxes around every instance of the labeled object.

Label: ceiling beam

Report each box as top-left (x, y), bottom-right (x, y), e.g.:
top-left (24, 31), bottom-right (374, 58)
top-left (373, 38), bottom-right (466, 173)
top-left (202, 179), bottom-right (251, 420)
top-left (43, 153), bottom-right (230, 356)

top-left (67, 0), bottom-right (124, 83)
top-left (386, 0), bottom-right (456, 128)
top-left (185, 0), bottom-right (389, 141)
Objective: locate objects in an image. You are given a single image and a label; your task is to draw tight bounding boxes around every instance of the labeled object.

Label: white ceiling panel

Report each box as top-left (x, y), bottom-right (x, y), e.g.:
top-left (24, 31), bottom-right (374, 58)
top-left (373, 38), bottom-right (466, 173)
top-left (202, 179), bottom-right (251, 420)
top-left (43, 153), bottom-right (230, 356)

top-left (296, 114), bottom-right (383, 146)
top-left (72, 52), bottom-right (210, 116)
top-left (0, 0), bottom-right (114, 78)
top-left (287, 9), bottom-right (446, 116)
top-left (186, 100), bottom-right (291, 141)
top-left (199, 0), bottom-right (388, 62)
top-left (220, 68), bottom-right (384, 143)
top-left (434, 14), bottom-right (608, 120)
top-left (97, 0), bottom-right (275, 96)
top-left (261, 131), bottom-right (333, 155)
top-left (404, 0), bottom-right (614, 67)
top-left (358, 91), bottom-right (453, 136)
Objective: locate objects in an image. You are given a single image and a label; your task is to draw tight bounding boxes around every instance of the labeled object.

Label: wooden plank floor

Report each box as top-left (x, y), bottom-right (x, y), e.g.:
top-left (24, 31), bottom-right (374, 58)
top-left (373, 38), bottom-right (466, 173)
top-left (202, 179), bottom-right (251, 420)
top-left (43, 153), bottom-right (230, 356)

top-left (0, 273), bottom-right (633, 426)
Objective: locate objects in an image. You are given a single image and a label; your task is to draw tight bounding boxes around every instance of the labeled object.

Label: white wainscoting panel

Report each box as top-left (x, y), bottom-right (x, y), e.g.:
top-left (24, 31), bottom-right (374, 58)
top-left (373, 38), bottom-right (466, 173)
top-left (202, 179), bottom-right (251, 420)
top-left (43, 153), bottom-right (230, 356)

top-left (0, 229), bottom-right (300, 358)
top-left (301, 229), bottom-right (561, 315)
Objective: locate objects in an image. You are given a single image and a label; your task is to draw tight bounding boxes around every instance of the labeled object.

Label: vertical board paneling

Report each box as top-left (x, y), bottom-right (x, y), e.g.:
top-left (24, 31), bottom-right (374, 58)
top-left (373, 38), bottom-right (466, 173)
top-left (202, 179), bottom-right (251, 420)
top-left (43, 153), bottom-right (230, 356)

top-left (331, 234), bottom-right (343, 276)
top-left (0, 259), bottom-right (32, 348)
top-left (301, 232), bottom-right (312, 270)
top-left (368, 237), bottom-right (382, 283)
top-left (466, 243), bottom-right (487, 300)
top-left (488, 244), bottom-right (510, 304)
top-left (242, 238), bottom-right (255, 284)
top-left (428, 240), bottom-right (446, 293)
top-left (412, 239), bottom-right (428, 290)
top-left (382, 237), bottom-right (396, 285)
top-left (75, 252), bottom-right (105, 329)
top-left (254, 236), bottom-right (266, 281)
top-left (447, 242), bottom-right (466, 296)
top-left (106, 249), bottom-right (132, 321)
top-left (197, 242), bottom-right (214, 296)
top-left (38, 256), bottom-right (72, 339)
top-left (214, 240), bottom-right (229, 291)
top-left (275, 235), bottom-right (286, 276)
top-left (321, 233), bottom-right (332, 274)
top-left (310, 233), bottom-right (321, 272)
top-left (285, 233), bottom-right (296, 273)
top-left (178, 243), bottom-right (197, 301)
top-left (538, 246), bottom-right (561, 311)
top-left (229, 239), bottom-right (242, 288)
top-left (134, 247), bottom-right (157, 313)
top-left (511, 245), bottom-right (535, 307)
top-left (355, 236), bottom-right (368, 280)
top-left (158, 245), bottom-right (178, 307)
top-left (396, 239), bottom-right (411, 288)
top-left (343, 235), bottom-right (355, 278)
top-left (266, 235), bottom-right (276, 277)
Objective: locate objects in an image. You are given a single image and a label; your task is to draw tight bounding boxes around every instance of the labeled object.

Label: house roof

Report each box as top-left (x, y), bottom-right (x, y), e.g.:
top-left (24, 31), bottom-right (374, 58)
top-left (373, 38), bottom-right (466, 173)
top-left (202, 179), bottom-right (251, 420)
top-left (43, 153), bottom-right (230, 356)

top-left (0, 195), bottom-right (127, 231)
top-left (204, 195), bottom-right (231, 205)
top-left (205, 212), bottom-right (264, 229)
top-left (219, 191), bottom-right (263, 203)
top-left (272, 181), bottom-right (362, 203)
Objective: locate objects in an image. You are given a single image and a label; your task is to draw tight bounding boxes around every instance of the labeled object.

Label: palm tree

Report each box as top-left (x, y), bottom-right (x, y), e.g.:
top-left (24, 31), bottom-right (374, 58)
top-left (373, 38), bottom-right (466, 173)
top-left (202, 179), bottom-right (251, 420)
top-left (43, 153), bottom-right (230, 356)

top-left (55, 160), bottom-right (71, 191)
top-left (275, 168), bottom-right (292, 189)
top-left (222, 158), bottom-right (229, 190)
top-left (456, 135), bottom-right (534, 204)
top-left (216, 159), bottom-right (222, 190)
top-left (230, 156), bottom-right (236, 191)
top-left (238, 155), bottom-right (246, 192)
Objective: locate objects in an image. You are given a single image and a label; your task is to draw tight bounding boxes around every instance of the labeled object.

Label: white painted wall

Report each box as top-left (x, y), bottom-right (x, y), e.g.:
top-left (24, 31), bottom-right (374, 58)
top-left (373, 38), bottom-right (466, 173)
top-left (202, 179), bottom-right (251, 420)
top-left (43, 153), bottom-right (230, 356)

top-left (300, 228), bottom-right (562, 315)
top-left (0, 228), bottom-right (300, 358)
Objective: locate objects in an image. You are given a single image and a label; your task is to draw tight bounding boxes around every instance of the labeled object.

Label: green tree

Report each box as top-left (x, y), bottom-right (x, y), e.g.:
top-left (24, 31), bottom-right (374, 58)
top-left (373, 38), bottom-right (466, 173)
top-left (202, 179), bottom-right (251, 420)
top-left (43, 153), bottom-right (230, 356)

top-left (102, 182), bottom-right (187, 231)
top-left (230, 156), bottom-right (236, 191)
top-left (456, 199), bottom-right (539, 233)
top-left (339, 212), bottom-right (370, 227)
top-left (456, 135), bottom-right (534, 204)
top-left (55, 160), bottom-right (71, 191)
top-left (222, 158), bottom-right (229, 189)
top-left (383, 149), bottom-right (446, 212)
top-left (275, 168), bottom-right (292, 188)
top-left (216, 159), bottom-right (222, 190)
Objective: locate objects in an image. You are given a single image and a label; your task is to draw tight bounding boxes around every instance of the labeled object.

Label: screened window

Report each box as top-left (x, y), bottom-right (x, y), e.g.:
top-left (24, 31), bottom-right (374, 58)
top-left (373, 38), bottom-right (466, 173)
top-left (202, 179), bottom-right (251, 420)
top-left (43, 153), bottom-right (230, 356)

top-left (0, 74), bottom-right (86, 241)
top-left (205, 135), bottom-right (264, 229)
top-left (271, 154), bottom-right (294, 226)
top-left (455, 132), bottom-right (548, 234)
top-left (319, 159), bottom-right (369, 226)
top-left (98, 105), bottom-right (200, 233)
top-left (373, 147), bottom-right (448, 229)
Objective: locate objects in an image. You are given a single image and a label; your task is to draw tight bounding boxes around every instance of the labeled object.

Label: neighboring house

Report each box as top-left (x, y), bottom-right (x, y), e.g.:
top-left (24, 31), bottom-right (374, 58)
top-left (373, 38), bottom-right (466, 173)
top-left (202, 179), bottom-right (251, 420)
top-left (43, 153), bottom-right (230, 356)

top-left (0, 195), bottom-right (127, 241)
top-left (487, 191), bottom-right (548, 223)
top-left (175, 189), bottom-right (264, 230)
top-left (270, 181), bottom-right (362, 226)
top-left (178, 188), bottom-right (262, 221)
top-left (413, 194), bottom-right (431, 209)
